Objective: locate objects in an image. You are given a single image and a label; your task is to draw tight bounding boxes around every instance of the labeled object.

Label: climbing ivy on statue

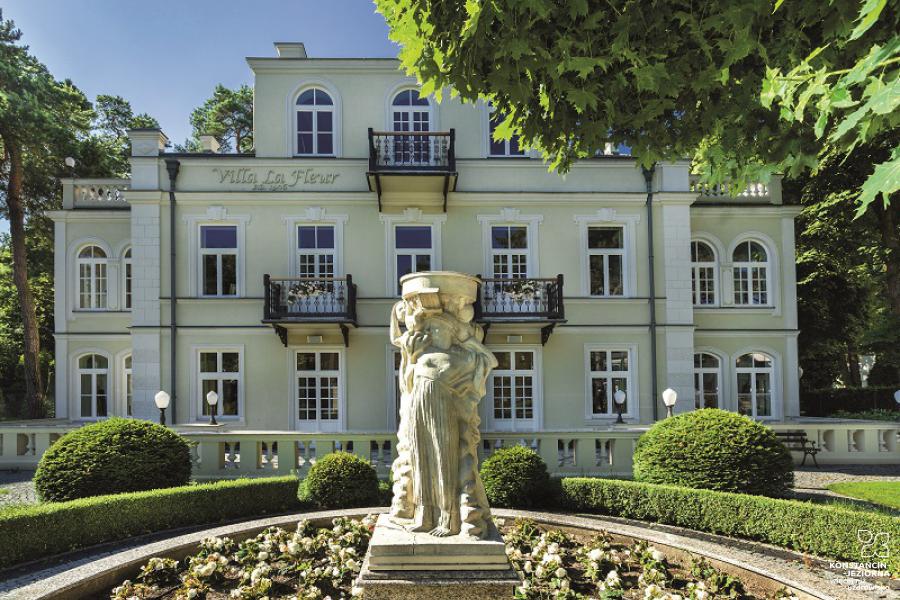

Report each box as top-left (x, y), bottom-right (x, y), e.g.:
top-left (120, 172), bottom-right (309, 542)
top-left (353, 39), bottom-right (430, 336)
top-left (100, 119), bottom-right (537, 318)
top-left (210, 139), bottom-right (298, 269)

top-left (375, 0), bottom-right (899, 212)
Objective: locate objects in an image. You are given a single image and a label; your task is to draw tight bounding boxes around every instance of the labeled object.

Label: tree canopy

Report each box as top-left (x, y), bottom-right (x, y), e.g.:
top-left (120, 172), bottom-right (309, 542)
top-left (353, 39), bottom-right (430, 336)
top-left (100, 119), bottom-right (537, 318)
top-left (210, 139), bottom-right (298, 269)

top-left (186, 84), bottom-right (253, 153)
top-left (376, 0), bottom-right (898, 212)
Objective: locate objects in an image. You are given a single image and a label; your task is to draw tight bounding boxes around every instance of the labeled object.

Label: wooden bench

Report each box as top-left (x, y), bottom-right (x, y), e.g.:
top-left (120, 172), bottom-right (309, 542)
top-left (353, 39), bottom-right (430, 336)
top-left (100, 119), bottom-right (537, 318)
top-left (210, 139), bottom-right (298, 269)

top-left (775, 431), bottom-right (820, 467)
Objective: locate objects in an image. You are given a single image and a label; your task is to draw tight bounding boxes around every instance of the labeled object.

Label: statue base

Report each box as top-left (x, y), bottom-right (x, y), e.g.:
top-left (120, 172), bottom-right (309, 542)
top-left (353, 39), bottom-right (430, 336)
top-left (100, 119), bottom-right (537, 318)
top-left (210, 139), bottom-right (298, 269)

top-left (355, 514), bottom-right (520, 598)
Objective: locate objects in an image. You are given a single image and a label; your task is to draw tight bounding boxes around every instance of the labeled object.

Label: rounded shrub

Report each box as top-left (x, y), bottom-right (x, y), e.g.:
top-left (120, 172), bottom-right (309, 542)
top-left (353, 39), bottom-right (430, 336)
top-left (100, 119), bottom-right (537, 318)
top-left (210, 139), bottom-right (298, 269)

top-left (34, 418), bottom-right (192, 502)
top-left (299, 451), bottom-right (380, 509)
top-left (633, 409), bottom-right (794, 497)
top-left (480, 445), bottom-right (550, 508)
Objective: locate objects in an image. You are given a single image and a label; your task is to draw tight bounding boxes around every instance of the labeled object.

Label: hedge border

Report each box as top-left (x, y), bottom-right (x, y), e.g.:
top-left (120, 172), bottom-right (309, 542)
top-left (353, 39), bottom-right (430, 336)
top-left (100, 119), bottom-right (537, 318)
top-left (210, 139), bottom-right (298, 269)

top-left (0, 476), bottom-right (300, 570)
top-left (561, 477), bottom-right (900, 572)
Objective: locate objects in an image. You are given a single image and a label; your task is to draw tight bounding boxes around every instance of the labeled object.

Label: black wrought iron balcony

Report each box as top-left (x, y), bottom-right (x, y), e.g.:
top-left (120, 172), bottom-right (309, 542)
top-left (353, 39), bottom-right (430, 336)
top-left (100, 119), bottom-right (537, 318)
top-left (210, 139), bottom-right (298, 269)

top-left (366, 129), bottom-right (458, 211)
top-left (475, 275), bottom-right (565, 320)
top-left (368, 128), bottom-right (455, 172)
top-left (263, 275), bottom-right (357, 323)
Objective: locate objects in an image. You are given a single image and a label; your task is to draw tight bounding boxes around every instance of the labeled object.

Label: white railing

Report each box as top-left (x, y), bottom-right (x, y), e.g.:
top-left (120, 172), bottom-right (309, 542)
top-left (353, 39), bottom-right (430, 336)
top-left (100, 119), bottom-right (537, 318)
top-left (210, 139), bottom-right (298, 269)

top-left (1, 421), bottom-right (896, 476)
top-left (689, 175), bottom-right (770, 200)
top-left (62, 178), bottom-right (130, 209)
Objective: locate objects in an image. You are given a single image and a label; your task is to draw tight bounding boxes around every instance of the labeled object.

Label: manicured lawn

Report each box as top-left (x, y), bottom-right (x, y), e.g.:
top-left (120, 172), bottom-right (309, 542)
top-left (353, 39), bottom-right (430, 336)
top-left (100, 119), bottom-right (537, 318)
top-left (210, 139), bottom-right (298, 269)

top-left (827, 481), bottom-right (900, 510)
top-left (0, 488), bottom-right (8, 495)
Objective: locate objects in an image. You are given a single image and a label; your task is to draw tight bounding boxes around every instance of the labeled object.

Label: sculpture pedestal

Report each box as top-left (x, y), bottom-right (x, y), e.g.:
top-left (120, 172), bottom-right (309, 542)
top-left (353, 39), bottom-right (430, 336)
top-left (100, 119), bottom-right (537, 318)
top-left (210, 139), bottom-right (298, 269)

top-left (355, 514), bottom-right (521, 598)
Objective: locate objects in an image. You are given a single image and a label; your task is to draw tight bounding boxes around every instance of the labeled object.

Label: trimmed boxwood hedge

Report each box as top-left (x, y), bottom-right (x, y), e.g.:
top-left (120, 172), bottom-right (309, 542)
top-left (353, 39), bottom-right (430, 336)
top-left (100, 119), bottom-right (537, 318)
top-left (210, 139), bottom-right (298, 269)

top-left (298, 451), bottom-right (381, 509)
top-left (0, 476), bottom-right (299, 570)
top-left (481, 446), bottom-right (550, 508)
top-left (562, 477), bottom-right (900, 573)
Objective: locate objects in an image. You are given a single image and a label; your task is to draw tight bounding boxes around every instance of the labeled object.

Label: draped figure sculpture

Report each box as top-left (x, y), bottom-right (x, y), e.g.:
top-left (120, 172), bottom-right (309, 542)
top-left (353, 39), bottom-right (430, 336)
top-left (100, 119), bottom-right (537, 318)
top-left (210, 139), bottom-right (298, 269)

top-left (389, 272), bottom-right (498, 539)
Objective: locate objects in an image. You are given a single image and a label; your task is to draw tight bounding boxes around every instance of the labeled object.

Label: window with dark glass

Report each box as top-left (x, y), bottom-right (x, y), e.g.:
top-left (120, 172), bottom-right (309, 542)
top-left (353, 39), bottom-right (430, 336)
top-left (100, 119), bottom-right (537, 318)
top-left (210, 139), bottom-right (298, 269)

top-left (733, 241), bottom-right (769, 305)
top-left (77, 245), bottom-right (108, 309)
top-left (490, 350), bottom-right (536, 428)
top-left (491, 225), bottom-right (528, 279)
top-left (589, 349), bottom-right (630, 416)
top-left (199, 350), bottom-right (240, 417)
top-left (395, 225), bottom-right (433, 292)
top-left (200, 225), bottom-right (237, 297)
top-left (392, 89), bottom-right (431, 163)
top-left (78, 353), bottom-right (109, 419)
top-left (488, 109), bottom-right (525, 156)
top-left (736, 352), bottom-right (773, 417)
top-left (296, 351), bottom-right (341, 426)
top-left (693, 352), bottom-right (720, 409)
top-left (296, 88), bottom-right (334, 155)
top-left (587, 226), bottom-right (624, 296)
top-left (297, 225), bottom-right (335, 278)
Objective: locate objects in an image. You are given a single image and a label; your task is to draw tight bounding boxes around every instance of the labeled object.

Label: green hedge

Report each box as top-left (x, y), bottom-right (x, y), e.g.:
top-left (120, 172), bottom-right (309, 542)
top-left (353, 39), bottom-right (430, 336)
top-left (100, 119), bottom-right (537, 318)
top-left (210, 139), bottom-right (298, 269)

top-left (0, 476), bottom-right (299, 570)
top-left (801, 386), bottom-right (899, 417)
top-left (562, 477), bottom-right (900, 572)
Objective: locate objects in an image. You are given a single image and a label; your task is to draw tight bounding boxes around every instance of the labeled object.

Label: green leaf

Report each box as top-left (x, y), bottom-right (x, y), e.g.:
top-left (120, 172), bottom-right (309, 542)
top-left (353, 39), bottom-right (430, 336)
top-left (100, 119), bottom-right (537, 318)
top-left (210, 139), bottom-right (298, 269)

top-left (856, 146), bottom-right (900, 215)
top-left (863, 75), bottom-right (900, 115)
top-left (849, 0), bottom-right (888, 42)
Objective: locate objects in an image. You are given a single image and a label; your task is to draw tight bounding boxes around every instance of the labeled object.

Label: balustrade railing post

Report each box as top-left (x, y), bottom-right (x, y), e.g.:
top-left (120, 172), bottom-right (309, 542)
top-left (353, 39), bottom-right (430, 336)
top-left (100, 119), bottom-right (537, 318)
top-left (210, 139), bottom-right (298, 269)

top-left (368, 128), bottom-right (376, 171)
top-left (448, 128), bottom-right (456, 171)
top-left (556, 273), bottom-right (565, 320)
top-left (263, 274), bottom-right (271, 320)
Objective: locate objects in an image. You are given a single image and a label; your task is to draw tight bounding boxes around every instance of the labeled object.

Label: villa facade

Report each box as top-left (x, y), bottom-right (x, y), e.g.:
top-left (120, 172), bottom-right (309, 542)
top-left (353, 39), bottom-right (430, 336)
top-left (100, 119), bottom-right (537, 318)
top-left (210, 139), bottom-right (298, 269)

top-left (15, 42), bottom-right (893, 476)
top-left (56, 42), bottom-right (801, 433)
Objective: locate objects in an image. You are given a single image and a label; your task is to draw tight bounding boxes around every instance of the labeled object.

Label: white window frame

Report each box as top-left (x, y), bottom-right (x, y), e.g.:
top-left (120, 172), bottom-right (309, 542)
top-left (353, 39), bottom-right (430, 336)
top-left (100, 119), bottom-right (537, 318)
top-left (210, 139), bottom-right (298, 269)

top-left (122, 247), bottom-right (133, 310)
top-left (387, 346), bottom-right (402, 431)
top-left (384, 81), bottom-right (436, 131)
top-left (477, 209), bottom-right (541, 279)
top-left (731, 240), bottom-right (771, 306)
top-left (380, 208), bottom-right (445, 296)
top-left (199, 224), bottom-right (239, 298)
top-left (284, 208), bottom-right (347, 278)
top-left (294, 87), bottom-right (336, 157)
top-left (584, 344), bottom-right (638, 421)
top-left (293, 347), bottom-right (346, 432)
top-left (76, 245), bottom-right (109, 310)
top-left (190, 345), bottom-right (244, 422)
top-left (575, 209), bottom-right (640, 297)
top-left (184, 208), bottom-right (250, 298)
top-left (734, 351), bottom-right (777, 420)
top-left (286, 79), bottom-right (342, 157)
top-left (486, 346), bottom-right (542, 432)
top-left (75, 351), bottom-right (111, 420)
top-left (690, 240), bottom-right (719, 307)
top-left (693, 351), bottom-right (721, 410)
top-left (485, 105), bottom-right (527, 157)
top-left (120, 352), bottom-right (133, 417)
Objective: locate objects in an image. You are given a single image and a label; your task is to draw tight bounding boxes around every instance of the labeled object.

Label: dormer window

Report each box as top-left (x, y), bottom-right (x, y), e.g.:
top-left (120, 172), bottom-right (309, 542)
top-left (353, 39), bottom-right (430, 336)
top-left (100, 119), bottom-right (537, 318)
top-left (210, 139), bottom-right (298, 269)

top-left (296, 88), bottom-right (334, 155)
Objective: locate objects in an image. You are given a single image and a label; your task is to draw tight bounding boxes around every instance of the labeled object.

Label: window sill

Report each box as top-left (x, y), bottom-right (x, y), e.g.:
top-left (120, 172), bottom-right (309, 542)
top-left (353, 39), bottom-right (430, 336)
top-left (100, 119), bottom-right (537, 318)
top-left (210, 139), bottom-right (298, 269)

top-left (73, 310), bottom-right (131, 314)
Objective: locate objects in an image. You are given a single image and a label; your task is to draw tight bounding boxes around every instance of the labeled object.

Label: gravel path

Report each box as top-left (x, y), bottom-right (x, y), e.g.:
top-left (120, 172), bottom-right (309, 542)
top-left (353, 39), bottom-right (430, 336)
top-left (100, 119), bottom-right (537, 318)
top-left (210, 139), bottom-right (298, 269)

top-left (0, 470), bottom-right (37, 507)
top-left (793, 464), bottom-right (900, 490)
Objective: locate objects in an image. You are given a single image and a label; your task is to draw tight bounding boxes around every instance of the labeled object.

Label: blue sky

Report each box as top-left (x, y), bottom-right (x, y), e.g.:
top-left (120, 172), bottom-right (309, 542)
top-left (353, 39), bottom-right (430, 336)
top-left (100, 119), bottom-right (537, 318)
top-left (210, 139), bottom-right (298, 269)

top-left (1, 0), bottom-right (399, 234)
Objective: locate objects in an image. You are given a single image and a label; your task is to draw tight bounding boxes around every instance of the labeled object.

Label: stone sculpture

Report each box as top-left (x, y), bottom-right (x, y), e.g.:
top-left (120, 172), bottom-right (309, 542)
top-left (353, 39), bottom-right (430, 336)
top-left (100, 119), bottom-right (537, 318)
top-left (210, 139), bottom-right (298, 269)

top-left (388, 272), bottom-right (498, 539)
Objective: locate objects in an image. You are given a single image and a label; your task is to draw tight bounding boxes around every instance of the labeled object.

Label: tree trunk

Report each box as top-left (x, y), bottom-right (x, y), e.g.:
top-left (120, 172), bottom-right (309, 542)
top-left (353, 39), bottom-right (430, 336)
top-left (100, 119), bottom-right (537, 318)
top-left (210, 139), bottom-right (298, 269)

top-left (5, 139), bottom-right (45, 418)
top-left (875, 200), bottom-right (900, 317)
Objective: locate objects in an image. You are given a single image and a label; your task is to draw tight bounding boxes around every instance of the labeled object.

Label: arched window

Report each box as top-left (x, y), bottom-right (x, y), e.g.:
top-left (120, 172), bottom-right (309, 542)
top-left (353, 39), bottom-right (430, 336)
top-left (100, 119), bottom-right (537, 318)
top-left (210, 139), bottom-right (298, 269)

top-left (735, 352), bottom-right (774, 418)
top-left (78, 353), bottom-right (109, 419)
top-left (296, 88), bottom-right (334, 155)
top-left (391, 89), bottom-right (431, 164)
top-left (690, 240), bottom-right (717, 306)
top-left (122, 247), bottom-right (132, 310)
top-left (732, 240), bottom-right (769, 305)
top-left (123, 354), bottom-right (133, 416)
top-left (693, 352), bottom-right (720, 409)
top-left (77, 245), bottom-right (107, 309)
top-left (487, 106), bottom-right (525, 157)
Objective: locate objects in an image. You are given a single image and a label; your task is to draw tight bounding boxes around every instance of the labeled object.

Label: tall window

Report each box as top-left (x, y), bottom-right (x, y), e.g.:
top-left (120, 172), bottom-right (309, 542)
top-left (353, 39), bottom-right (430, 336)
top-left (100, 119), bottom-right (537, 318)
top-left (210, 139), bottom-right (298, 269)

top-left (123, 354), bottom-right (133, 416)
top-left (733, 241), bottom-right (769, 305)
top-left (296, 88), bottom-right (334, 155)
top-left (391, 350), bottom-right (402, 428)
top-left (491, 226), bottom-right (528, 279)
top-left (296, 351), bottom-right (341, 431)
top-left (122, 247), bottom-right (133, 310)
top-left (693, 352), bottom-right (720, 409)
top-left (394, 225), bottom-right (433, 292)
top-left (297, 225), bottom-right (335, 278)
top-left (78, 353), bottom-right (108, 419)
top-left (587, 226), bottom-right (624, 296)
top-left (736, 352), bottom-right (773, 418)
top-left (392, 89), bottom-right (431, 163)
top-left (200, 225), bottom-right (237, 297)
top-left (490, 350), bottom-right (536, 430)
top-left (488, 109), bottom-right (525, 156)
top-left (77, 245), bottom-right (108, 309)
top-left (198, 350), bottom-right (240, 417)
top-left (690, 241), bottom-right (717, 306)
top-left (588, 349), bottom-right (631, 417)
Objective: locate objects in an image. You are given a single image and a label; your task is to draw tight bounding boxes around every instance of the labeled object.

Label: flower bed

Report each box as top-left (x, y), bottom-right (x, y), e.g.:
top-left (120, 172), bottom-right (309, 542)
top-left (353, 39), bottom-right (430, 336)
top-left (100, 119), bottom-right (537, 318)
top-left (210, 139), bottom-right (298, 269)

top-left (107, 516), bottom-right (798, 599)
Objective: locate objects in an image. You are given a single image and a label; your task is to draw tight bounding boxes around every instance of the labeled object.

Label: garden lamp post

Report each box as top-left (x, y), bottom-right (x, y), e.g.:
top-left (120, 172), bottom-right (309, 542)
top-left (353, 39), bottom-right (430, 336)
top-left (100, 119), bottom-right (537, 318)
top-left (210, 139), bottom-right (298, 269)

top-left (662, 388), bottom-right (678, 418)
top-left (614, 389), bottom-right (626, 424)
top-left (206, 390), bottom-right (219, 425)
top-left (154, 390), bottom-right (170, 426)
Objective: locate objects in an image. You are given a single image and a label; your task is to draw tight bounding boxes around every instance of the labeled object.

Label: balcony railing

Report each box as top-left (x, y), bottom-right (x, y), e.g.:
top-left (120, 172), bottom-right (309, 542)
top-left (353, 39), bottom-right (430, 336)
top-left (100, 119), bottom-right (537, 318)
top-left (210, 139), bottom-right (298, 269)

top-left (263, 275), bottom-right (357, 322)
top-left (63, 178), bottom-right (130, 209)
top-left (475, 275), bottom-right (565, 321)
top-left (368, 128), bottom-right (455, 172)
top-left (689, 175), bottom-right (770, 200)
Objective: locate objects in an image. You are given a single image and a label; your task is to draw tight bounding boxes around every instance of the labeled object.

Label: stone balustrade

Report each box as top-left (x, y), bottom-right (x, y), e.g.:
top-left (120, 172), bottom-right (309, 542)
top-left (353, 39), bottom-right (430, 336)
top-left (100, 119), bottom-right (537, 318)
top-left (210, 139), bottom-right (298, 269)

top-left (62, 178), bottom-right (131, 209)
top-left (689, 175), bottom-right (772, 200)
top-left (1, 421), bottom-right (897, 475)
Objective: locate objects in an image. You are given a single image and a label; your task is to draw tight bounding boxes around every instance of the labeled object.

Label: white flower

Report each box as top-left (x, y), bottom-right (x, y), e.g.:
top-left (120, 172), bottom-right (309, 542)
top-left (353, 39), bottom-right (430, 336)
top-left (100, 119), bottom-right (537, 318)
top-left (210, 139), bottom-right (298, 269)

top-left (560, 579), bottom-right (570, 591)
top-left (351, 587), bottom-right (363, 597)
top-left (644, 584), bottom-right (662, 598)
top-left (524, 561), bottom-right (533, 573)
top-left (257, 551), bottom-right (269, 561)
top-left (555, 567), bottom-right (566, 578)
top-left (588, 548), bottom-right (603, 562)
top-left (196, 561), bottom-right (217, 578)
top-left (605, 570), bottom-right (620, 586)
top-left (651, 549), bottom-right (665, 562)
top-left (346, 558), bottom-right (359, 571)
top-left (695, 591), bottom-right (708, 600)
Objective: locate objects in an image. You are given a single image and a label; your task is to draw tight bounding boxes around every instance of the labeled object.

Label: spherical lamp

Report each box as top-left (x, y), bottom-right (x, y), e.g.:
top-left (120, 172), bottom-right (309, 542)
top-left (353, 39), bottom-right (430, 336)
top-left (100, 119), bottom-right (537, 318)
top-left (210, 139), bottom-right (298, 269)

top-left (154, 390), bottom-right (170, 426)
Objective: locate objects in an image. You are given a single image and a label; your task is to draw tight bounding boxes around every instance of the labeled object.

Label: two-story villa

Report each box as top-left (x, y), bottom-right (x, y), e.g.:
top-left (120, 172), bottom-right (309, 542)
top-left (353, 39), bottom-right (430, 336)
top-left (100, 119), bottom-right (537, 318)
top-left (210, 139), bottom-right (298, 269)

top-left (22, 42), bottom-right (896, 477)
